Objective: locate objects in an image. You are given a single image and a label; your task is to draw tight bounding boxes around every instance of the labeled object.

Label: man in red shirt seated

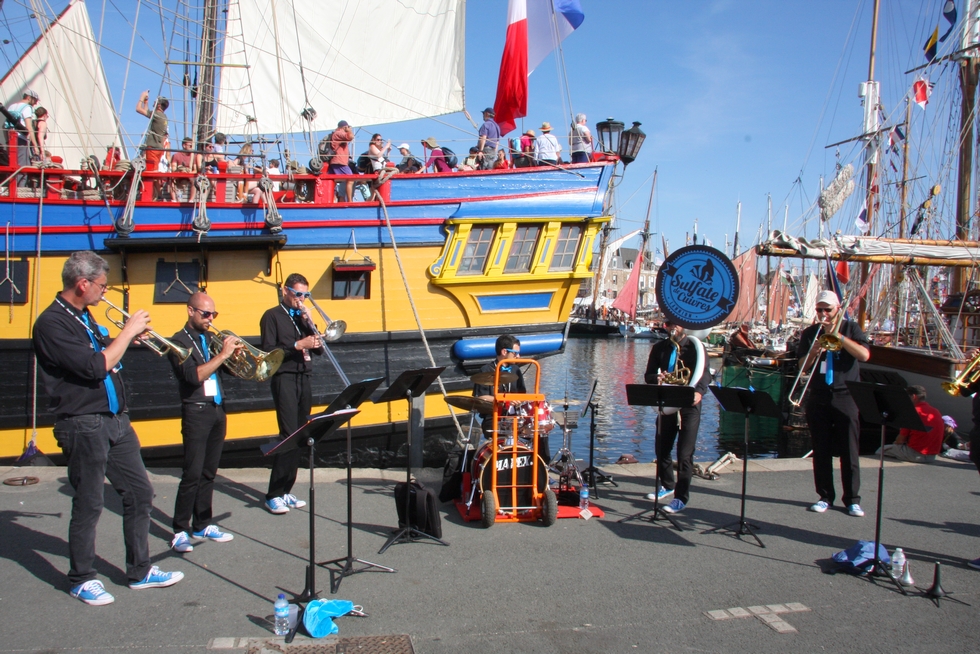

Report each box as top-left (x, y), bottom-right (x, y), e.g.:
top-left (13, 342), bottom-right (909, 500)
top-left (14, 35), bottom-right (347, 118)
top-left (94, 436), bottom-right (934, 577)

top-left (879, 385), bottom-right (944, 463)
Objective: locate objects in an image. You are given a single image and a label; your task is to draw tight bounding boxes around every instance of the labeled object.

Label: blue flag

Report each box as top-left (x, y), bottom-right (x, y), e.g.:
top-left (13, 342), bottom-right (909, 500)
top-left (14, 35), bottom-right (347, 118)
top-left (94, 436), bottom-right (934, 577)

top-left (939, 0), bottom-right (958, 43)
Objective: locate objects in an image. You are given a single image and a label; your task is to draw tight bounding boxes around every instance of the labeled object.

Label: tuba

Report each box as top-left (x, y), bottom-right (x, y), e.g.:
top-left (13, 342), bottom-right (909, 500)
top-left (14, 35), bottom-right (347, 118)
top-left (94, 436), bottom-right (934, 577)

top-left (102, 296), bottom-right (192, 363)
top-left (659, 334), bottom-right (705, 415)
top-left (943, 350), bottom-right (980, 396)
top-left (208, 329), bottom-right (284, 382)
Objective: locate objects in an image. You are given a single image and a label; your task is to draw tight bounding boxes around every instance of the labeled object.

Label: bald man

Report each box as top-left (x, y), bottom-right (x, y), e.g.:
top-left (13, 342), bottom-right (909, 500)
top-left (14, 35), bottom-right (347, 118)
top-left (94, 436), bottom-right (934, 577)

top-left (167, 292), bottom-right (240, 553)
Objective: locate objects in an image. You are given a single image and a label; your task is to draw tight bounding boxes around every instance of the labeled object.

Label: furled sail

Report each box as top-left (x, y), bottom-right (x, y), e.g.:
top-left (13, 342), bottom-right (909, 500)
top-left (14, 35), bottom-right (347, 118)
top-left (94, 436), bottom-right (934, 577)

top-left (726, 248), bottom-right (759, 324)
top-left (0, 0), bottom-right (121, 166)
top-left (216, 0), bottom-right (466, 135)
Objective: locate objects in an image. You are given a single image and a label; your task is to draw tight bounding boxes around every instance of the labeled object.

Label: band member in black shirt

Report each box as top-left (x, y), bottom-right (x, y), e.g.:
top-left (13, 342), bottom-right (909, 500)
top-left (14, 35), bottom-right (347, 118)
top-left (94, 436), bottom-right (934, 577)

top-left (260, 273), bottom-right (323, 514)
top-left (643, 321), bottom-right (710, 514)
top-left (167, 292), bottom-right (240, 552)
top-left (797, 290), bottom-right (871, 517)
top-left (32, 251), bottom-right (184, 605)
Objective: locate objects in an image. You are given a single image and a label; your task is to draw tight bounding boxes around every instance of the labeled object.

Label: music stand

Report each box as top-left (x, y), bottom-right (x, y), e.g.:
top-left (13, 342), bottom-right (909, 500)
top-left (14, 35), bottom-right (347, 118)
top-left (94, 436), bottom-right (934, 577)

top-left (704, 386), bottom-right (780, 548)
top-left (376, 367), bottom-right (449, 554)
top-left (619, 384), bottom-right (695, 531)
top-left (580, 380), bottom-right (617, 497)
top-left (317, 378), bottom-right (394, 593)
top-left (845, 381), bottom-right (924, 595)
top-left (262, 408), bottom-right (359, 602)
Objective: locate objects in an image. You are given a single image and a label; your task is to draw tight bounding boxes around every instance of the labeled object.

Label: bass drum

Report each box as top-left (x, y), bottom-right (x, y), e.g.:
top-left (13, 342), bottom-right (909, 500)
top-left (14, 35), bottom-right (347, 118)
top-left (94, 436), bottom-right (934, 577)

top-left (473, 439), bottom-right (547, 510)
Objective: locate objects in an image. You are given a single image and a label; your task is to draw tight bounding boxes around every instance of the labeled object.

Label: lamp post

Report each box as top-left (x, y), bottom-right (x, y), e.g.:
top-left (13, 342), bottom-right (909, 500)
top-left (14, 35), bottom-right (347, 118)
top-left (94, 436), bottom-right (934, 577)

top-left (595, 117), bottom-right (624, 156)
top-left (619, 122), bottom-right (646, 166)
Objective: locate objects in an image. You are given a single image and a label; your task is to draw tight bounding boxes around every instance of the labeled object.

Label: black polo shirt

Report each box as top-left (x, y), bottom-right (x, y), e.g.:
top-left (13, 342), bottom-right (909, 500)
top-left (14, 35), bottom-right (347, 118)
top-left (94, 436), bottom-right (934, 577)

top-left (259, 303), bottom-right (323, 375)
top-left (644, 335), bottom-right (710, 396)
top-left (796, 319), bottom-right (869, 396)
top-left (169, 323), bottom-right (226, 403)
top-left (32, 297), bottom-right (127, 417)
top-left (472, 361), bottom-right (527, 399)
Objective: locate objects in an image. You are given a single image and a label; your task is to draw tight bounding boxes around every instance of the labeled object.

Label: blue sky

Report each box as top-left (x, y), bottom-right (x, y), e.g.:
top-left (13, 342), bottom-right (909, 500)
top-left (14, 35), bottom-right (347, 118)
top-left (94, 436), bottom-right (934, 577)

top-left (4, 0), bottom-right (952, 254)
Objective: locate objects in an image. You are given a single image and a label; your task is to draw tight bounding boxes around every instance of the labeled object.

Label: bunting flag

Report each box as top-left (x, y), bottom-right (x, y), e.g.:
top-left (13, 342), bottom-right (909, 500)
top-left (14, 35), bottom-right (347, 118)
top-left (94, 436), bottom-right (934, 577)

top-left (913, 78), bottom-right (933, 109)
top-left (924, 26), bottom-right (939, 62)
top-left (836, 260), bottom-right (851, 285)
top-left (939, 0), bottom-right (958, 43)
top-left (888, 125), bottom-right (905, 153)
top-left (493, 0), bottom-right (585, 135)
top-left (854, 207), bottom-right (870, 234)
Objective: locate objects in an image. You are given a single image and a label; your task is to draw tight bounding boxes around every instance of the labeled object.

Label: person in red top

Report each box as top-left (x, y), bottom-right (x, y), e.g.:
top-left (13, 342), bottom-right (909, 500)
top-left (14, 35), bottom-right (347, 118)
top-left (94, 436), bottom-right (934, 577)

top-left (879, 385), bottom-right (944, 463)
top-left (329, 120), bottom-right (355, 202)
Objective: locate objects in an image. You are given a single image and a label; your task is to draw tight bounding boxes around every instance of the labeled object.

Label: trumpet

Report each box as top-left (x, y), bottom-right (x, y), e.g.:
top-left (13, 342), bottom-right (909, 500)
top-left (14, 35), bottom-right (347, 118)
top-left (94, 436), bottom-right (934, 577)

top-left (102, 296), bottom-right (192, 363)
top-left (943, 350), bottom-right (980, 396)
top-left (787, 302), bottom-right (848, 407)
top-left (207, 328), bottom-right (284, 382)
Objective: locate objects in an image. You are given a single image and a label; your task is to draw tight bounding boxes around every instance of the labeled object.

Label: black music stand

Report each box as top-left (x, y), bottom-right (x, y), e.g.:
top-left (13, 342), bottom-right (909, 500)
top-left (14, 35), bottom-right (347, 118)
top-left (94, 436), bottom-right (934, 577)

top-left (619, 384), bottom-right (695, 531)
top-left (377, 367), bottom-right (449, 554)
top-left (580, 380), bottom-right (617, 497)
top-left (845, 381), bottom-right (924, 595)
top-left (262, 408), bottom-right (359, 602)
top-left (704, 386), bottom-right (780, 548)
top-left (316, 378), bottom-right (394, 593)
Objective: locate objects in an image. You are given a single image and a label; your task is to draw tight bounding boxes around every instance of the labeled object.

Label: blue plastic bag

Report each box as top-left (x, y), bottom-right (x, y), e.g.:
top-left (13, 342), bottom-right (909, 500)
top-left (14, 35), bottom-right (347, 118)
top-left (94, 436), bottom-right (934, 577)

top-left (832, 540), bottom-right (890, 574)
top-left (303, 599), bottom-right (355, 638)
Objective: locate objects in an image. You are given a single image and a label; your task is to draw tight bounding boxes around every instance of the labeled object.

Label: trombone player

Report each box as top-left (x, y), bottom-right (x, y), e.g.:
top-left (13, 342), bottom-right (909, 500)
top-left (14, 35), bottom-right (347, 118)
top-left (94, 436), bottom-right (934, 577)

top-left (168, 292), bottom-right (240, 553)
top-left (260, 273), bottom-right (324, 515)
top-left (797, 290), bottom-right (870, 517)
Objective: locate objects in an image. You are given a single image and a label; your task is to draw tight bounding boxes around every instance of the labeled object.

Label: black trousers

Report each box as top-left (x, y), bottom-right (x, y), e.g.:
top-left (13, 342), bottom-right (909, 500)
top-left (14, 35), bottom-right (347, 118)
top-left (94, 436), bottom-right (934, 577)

top-left (655, 405), bottom-right (701, 505)
top-left (806, 391), bottom-right (861, 506)
top-left (173, 403), bottom-right (226, 534)
top-left (267, 372), bottom-right (312, 500)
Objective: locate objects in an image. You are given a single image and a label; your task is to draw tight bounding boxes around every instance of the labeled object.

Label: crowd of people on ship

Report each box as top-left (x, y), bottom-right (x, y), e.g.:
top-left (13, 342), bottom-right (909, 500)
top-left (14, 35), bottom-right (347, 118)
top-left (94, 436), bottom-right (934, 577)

top-left (3, 91), bottom-right (598, 204)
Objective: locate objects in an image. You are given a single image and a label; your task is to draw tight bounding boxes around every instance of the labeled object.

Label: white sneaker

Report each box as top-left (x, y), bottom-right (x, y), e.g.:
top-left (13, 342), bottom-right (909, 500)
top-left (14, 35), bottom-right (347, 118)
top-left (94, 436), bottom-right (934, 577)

top-left (282, 493), bottom-right (306, 509)
top-left (809, 500), bottom-right (829, 513)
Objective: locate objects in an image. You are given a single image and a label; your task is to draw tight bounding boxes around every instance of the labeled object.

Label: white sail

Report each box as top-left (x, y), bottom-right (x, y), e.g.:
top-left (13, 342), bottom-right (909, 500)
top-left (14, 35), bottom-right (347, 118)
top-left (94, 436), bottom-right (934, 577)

top-left (0, 0), bottom-right (121, 167)
top-left (216, 0), bottom-right (466, 135)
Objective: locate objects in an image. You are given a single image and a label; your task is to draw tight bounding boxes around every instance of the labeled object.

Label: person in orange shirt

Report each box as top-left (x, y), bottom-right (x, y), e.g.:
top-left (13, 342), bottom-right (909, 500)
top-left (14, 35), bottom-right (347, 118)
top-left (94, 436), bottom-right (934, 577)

top-left (879, 385), bottom-right (944, 463)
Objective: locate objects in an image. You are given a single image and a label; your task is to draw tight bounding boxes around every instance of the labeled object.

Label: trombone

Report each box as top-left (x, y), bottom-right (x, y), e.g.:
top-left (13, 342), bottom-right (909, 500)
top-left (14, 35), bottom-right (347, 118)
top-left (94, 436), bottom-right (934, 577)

top-left (787, 301), bottom-right (847, 407)
top-left (101, 296), bottom-right (192, 363)
top-left (943, 349), bottom-right (980, 396)
top-left (302, 296), bottom-right (350, 386)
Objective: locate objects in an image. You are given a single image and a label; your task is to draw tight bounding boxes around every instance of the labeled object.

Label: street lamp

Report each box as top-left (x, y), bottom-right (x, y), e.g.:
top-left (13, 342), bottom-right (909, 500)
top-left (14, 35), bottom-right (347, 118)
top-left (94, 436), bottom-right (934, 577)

top-left (619, 122), bottom-right (646, 166)
top-left (595, 117), bottom-right (624, 155)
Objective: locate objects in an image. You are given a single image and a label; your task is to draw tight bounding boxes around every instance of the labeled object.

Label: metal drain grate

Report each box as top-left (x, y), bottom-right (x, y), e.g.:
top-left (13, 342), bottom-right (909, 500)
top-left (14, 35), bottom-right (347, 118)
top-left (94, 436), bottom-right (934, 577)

top-left (244, 635), bottom-right (414, 654)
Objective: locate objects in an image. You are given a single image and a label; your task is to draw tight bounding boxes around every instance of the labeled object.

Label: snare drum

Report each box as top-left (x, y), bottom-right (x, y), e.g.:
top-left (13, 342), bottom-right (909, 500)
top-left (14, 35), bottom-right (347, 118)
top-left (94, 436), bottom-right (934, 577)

top-left (517, 400), bottom-right (556, 436)
top-left (473, 439), bottom-right (547, 508)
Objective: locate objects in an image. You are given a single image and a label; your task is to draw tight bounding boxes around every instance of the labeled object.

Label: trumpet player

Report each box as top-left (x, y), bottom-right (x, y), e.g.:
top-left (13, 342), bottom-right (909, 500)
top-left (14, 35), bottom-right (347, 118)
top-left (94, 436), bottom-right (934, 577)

top-left (260, 273), bottom-right (324, 515)
top-left (167, 292), bottom-right (240, 553)
top-left (798, 290), bottom-right (870, 517)
top-left (643, 320), bottom-right (710, 514)
top-left (32, 251), bottom-right (183, 605)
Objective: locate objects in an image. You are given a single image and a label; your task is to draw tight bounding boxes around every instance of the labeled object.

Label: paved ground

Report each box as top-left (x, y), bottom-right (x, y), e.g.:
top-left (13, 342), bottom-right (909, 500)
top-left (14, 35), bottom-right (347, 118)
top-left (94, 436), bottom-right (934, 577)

top-left (1, 454), bottom-right (978, 653)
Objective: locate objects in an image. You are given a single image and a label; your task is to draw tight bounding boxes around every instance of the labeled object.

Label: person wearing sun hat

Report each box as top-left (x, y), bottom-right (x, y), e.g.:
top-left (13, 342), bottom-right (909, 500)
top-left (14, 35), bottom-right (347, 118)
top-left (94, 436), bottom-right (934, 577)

top-left (533, 121), bottom-right (561, 166)
top-left (421, 137), bottom-right (452, 173)
top-left (796, 289), bottom-right (870, 518)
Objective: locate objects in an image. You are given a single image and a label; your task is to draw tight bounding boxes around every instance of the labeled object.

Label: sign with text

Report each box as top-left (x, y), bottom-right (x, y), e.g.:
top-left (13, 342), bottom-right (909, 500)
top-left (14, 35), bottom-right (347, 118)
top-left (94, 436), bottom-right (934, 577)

top-left (655, 245), bottom-right (739, 329)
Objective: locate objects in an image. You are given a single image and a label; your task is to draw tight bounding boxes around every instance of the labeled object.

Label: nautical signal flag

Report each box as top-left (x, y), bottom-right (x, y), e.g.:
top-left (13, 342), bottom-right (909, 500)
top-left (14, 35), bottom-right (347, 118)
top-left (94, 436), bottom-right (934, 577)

top-left (493, 0), bottom-right (585, 135)
top-left (913, 78), bottom-right (933, 109)
top-left (924, 26), bottom-right (939, 62)
top-left (939, 0), bottom-right (958, 43)
top-left (888, 125), bottom-right (905, 154)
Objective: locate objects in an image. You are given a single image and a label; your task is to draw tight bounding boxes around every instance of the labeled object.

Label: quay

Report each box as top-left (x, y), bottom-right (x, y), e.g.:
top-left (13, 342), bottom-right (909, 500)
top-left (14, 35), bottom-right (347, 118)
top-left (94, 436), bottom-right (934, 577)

top-left (1, 456), bottom-right (978, 653)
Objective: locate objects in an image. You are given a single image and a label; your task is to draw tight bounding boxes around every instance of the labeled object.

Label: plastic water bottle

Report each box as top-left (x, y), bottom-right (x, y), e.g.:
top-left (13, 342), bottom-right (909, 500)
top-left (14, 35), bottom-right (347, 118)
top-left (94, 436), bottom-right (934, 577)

top-left (891, 548), bottom-right (906, 578)
top-left (274, 594), bottom-right (290, 636)
top-left (579, 483), bottom-right (589, 510)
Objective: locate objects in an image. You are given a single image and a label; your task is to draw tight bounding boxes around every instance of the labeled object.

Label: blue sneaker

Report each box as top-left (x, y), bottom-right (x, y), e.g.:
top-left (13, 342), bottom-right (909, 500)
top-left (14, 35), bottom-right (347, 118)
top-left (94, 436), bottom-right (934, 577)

top-left (847, 504), bottom-right (865, 517)
top-left (662, 498), bottom-right (686, 514)
top-left (645, 487), bottom-right (674, 501)
top-left (282, 493), bottom-right (306, 509)
top-left (129, 566), bottom-right (184, 590)
top-left (70, 579), bottom-right (115, 606)
top-left (192, 525), bottom-right (234, 542)
top-left (266, 497), bottom-right (289, 514)
top-left (170, 531), bottom-right (194, 553)
top-left (809, 500), bottom-right (830, 513)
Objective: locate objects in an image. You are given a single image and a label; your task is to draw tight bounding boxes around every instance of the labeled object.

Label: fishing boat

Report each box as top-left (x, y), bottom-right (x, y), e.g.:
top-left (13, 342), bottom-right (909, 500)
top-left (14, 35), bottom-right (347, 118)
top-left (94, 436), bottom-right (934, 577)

top-left (0, 1), bottom-right (641, 466)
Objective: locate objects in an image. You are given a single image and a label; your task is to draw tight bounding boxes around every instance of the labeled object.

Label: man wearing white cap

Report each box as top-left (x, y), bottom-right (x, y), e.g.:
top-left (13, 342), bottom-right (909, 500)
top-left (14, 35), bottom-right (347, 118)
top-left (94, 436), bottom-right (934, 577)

top-left (4, 89), bottom-right (40, 174)
top-left (395, 143), bottom-right (423, 174)
top-left (796, 290), bottom-right (870, 517)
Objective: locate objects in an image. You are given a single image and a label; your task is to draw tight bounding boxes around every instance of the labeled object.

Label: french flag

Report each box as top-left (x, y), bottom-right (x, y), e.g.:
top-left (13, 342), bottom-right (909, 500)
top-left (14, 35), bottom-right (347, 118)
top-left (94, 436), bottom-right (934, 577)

top-left (493, 0), bottom-right (585, 135)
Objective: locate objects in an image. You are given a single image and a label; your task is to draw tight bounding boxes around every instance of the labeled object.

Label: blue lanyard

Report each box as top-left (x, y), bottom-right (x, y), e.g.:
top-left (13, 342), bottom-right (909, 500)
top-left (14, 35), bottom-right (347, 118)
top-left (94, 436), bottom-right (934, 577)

top-left (186, 329), bottom-right (222, 405)
top-left (80, 312), bottom-right (120, 414)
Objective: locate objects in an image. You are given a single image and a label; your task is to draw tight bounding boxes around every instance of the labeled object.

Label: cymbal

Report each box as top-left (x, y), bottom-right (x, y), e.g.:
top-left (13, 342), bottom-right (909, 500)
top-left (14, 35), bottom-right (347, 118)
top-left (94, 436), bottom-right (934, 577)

top-left (445, 395), bottom-right (494, 414)
top-left (469, 371), bottom-right (518, 385)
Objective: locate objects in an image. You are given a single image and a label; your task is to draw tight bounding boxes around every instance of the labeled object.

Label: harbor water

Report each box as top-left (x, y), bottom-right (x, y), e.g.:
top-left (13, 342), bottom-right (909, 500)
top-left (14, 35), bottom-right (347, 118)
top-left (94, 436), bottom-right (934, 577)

top-left (534, 337), bottom-right (812, 465)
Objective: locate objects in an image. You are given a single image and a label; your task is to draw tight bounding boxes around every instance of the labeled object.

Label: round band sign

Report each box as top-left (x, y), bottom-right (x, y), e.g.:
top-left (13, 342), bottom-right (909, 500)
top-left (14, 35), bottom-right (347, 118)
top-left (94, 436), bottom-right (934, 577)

top-left (655, 245), bottom-right (740, 330)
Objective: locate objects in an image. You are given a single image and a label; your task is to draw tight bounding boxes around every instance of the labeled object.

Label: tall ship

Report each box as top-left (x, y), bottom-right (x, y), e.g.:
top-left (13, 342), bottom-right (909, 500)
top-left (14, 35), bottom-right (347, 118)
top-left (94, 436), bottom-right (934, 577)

top-left (0, 1), bottom-right (643, 465)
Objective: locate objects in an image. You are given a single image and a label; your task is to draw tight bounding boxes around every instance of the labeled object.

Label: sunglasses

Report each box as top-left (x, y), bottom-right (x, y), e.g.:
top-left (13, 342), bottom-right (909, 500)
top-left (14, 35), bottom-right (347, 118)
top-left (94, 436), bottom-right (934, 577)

top-left (815, 307), bottom-right (835, 313)
top-left (288, 287), bottom-right (312, 299)
top-left (190, 306), bottom-right (218, 319)
top-left (505, 348), bottom-right (521, 355)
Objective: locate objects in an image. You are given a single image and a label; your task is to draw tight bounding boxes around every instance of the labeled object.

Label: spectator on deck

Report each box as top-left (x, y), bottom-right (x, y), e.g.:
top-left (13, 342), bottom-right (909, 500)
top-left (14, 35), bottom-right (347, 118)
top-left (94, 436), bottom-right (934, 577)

top-left (329, 120), bottom-right (355, 202)
top-left (170, 137), bottom-right (198, 201)
top-left (367, 133), bottom-right (392, 172)
top-left (493, 149), bottom-right (509, 170)
top-left (394, 143), bottom-right (423, 174)
top-left (477, 107), bottom-right (501, 170)
top-left (570, 113), bottom-right (593, 164)
top-left (534, 122), bottom-right (561, 166)
top-left (422, 137), bottom-right (452, 173)
top-left (32, 107), bottom-right (48, 158)
top-left (459, 147), bottom-right (480, 171)
top-left (879, 385), bottom-right (945, 463)
top-left (4, 89), bottom-right (40, 180)
top-left (515, 129), bottom-right (536, 167)
top-left (135, 92), bottom-right (169, 173)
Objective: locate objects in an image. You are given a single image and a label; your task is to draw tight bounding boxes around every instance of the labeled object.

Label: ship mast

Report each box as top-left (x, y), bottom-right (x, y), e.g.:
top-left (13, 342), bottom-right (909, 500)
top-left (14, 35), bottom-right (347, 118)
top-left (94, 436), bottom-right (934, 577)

top-left (952, 0), bottom-right (980, 294)
top-left (193, 0), bottom-right (221, 145)
top-left (858, 0), bottom-right (880, 327)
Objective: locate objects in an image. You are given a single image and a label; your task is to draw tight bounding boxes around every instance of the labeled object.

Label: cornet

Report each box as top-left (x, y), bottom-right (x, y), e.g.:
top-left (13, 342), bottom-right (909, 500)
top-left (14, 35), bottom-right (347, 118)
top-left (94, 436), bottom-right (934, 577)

top-left (101, 296), bottom-right (192, 363)
top-left (943, 349), bottom-right (980, 396)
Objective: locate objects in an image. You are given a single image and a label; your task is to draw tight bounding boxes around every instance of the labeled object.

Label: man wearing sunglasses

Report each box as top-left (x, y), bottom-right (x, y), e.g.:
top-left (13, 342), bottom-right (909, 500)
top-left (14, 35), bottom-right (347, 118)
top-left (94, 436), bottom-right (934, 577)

top-left (259, 273), bottom-right (324, 514)
top-left (797, 290), bottom-right (870, 518)
top-left (167, 292), bottom-right (241, 553)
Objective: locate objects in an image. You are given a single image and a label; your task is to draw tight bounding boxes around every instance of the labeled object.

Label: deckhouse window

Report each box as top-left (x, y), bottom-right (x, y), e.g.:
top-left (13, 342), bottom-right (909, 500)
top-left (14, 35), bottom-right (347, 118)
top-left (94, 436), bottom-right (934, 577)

top-left (504, 225), bottom-right (541, 273)
top-left (333, 271), bottom-right (371, 299)
top-left (459, 226), bottom-right (495, 275)
top-left (550, 225), bottom-right (581, 271)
